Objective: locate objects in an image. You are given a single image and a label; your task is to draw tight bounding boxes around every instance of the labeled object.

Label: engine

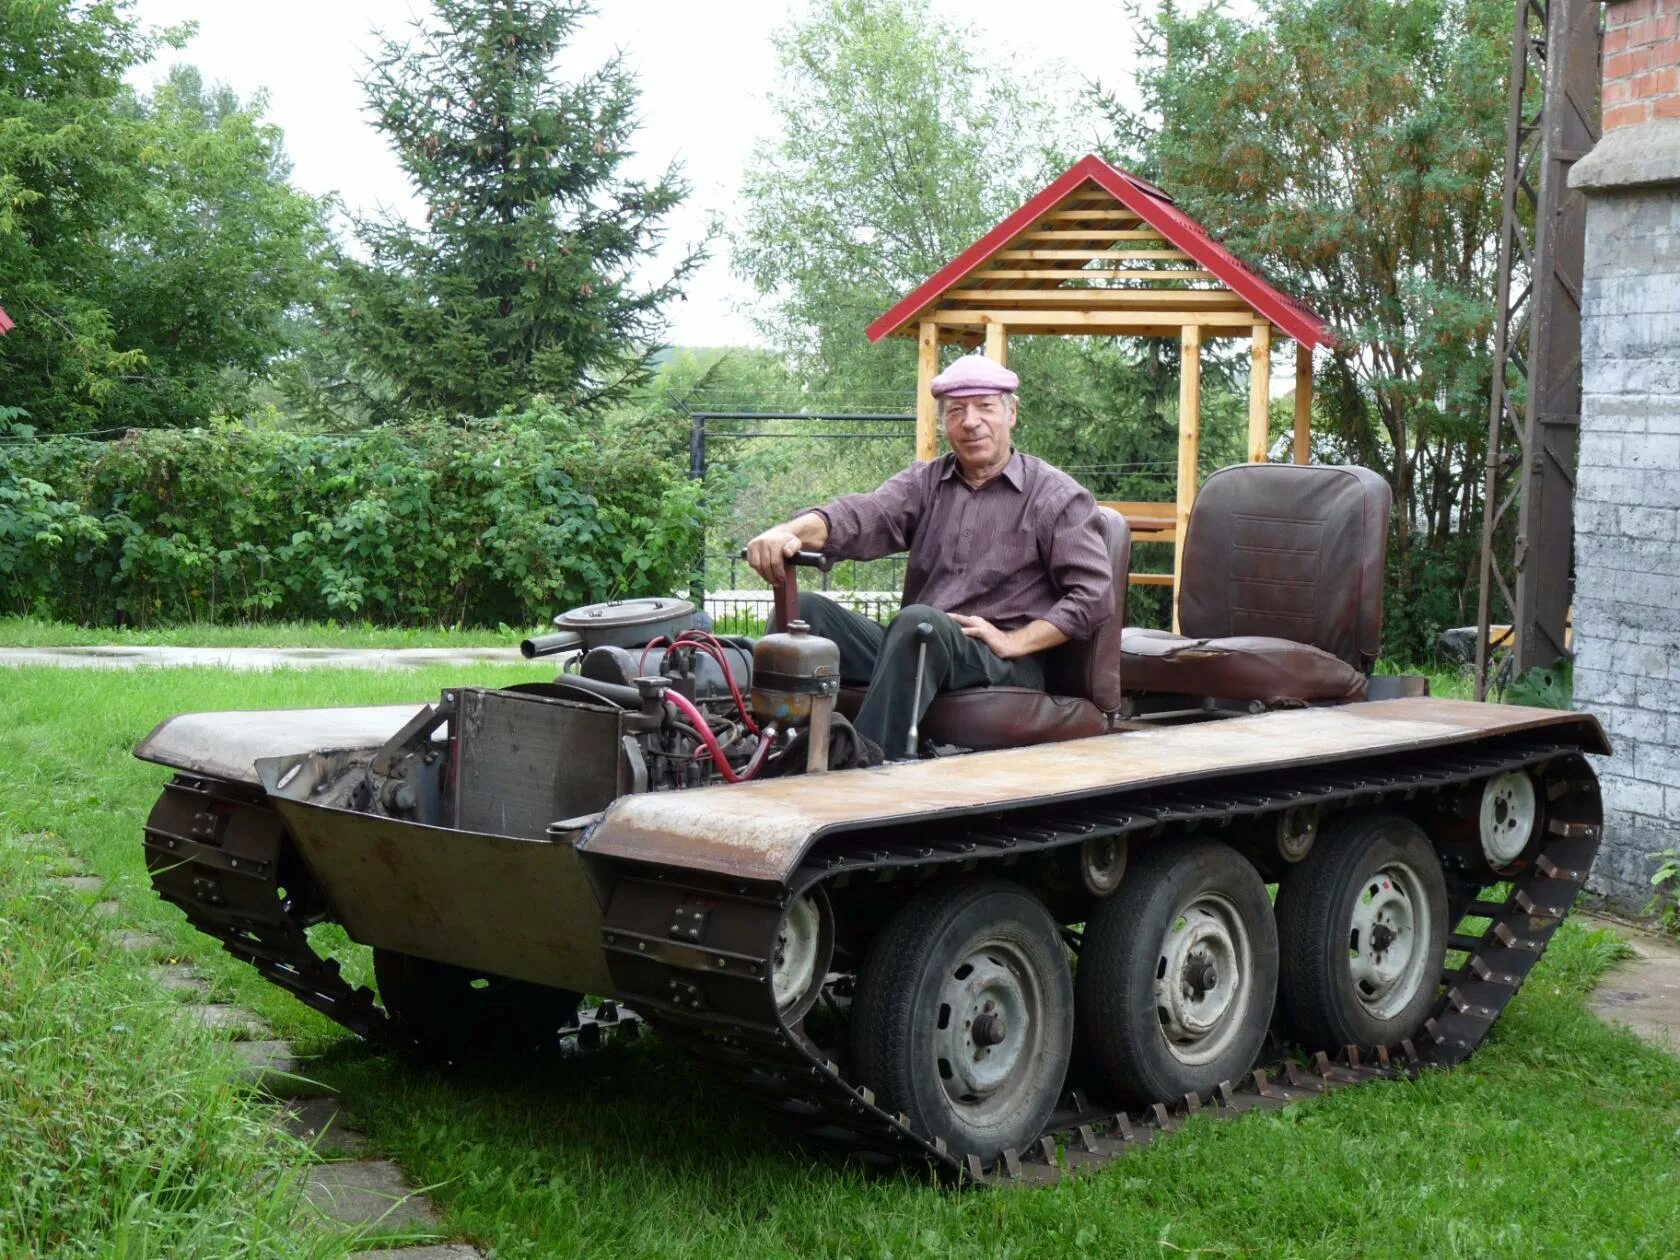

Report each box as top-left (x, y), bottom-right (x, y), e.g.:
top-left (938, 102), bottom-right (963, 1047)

top-left (326, 596), bottom-right (848, 841)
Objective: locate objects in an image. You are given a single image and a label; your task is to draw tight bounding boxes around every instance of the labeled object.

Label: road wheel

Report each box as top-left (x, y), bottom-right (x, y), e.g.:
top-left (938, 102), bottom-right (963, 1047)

top-left (1077, 838), bottom-right (1278, 1107)
top-left (1275, 810), bottom-right (1448, 1051)
top-left (373, 948), bottom-right (582, 1061)
top-left (850, 879), bottom-right (1073, 1163)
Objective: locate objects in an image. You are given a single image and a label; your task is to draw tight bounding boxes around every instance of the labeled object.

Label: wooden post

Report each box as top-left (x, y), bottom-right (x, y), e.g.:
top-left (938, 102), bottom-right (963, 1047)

top-left (916, 320), bottom-right (939, 462)
top-left (984, 321), bottom-right (1008, 367)
top-left (1174, 324), bottom-right (1202, 631)
top-left (1247, 322), bottom-right (1271, 463)
top-left (1293, 340), bottom-right (1313, 464)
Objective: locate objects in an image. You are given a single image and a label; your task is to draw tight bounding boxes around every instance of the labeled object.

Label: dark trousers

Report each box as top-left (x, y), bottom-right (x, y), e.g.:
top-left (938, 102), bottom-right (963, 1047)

top-left (792, 594), bottom-right (1046, 757)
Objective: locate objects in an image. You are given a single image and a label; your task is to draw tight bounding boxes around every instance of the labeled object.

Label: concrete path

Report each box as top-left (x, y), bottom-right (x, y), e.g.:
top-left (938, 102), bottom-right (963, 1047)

top-left (1582, 912), bottom-right (1680, 1053)
top-left (0, 645), bottom-right (526, 671)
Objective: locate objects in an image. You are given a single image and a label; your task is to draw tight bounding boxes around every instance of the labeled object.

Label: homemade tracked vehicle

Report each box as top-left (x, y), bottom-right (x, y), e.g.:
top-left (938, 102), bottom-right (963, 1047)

top-left (136, 464), bottom-right (1607, 1179)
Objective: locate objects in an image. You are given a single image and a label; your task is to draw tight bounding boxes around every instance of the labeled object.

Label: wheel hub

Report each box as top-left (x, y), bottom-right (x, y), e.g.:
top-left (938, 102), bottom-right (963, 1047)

top-left (937, 950), bottom-right (1036, 1106)
top-left (1347, 865), bottom-right (1427, 1018)
top-left (1479, 770), bottom-right (1538, 867)
top-left (1155, 899), bottom-right (1250, 1063)
top-left (771, 893), bottom-right (830, 1016)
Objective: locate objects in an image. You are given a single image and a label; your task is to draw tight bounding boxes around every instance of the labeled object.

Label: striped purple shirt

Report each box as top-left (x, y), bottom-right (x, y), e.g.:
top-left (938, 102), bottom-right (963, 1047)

top-left (811, 450), bottom-right (1114, 640)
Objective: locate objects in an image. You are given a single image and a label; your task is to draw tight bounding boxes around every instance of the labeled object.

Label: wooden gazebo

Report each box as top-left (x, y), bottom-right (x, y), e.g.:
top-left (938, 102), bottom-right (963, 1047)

top-left (865, 154), bottom-right (1332, 607)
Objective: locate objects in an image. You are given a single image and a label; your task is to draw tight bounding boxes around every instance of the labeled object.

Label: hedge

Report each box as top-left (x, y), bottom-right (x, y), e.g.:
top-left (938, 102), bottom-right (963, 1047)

top-left (0, 415), bottom-right (704, 628)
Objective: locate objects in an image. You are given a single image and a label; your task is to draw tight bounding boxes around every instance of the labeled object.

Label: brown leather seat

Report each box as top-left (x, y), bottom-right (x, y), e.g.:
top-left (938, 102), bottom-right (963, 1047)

top-left (840, 507), bottom-right (1131, 751)
top-left (1121, 464), bottom-right (1390, 705)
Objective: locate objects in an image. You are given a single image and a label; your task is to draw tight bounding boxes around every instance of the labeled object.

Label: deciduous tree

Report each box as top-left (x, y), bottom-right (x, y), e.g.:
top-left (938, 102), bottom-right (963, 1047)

top-left (1100, 0), bottom-right (1513, 655)
top-left (0, 2), bottom-right (328, 432)
top-left (732, 0), bottom-right (1065, 396)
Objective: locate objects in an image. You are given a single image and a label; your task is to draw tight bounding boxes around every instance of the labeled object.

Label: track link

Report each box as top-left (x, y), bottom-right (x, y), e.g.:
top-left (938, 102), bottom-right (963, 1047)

top-left (597, 734), bottom-right (1603, 1183)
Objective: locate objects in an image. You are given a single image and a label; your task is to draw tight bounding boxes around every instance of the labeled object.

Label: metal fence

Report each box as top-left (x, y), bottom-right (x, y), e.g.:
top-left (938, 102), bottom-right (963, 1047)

top-left (702, 588), bottom-right (903, 636)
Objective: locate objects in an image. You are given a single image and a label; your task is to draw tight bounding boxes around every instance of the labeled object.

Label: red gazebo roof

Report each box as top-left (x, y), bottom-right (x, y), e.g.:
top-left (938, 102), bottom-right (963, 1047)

top-left (865, 154), bottom-right (1331, 348)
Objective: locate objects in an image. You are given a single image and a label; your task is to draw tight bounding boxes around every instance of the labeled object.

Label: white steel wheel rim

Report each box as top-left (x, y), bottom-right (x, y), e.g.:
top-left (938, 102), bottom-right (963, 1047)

top-left (1154, 894), bottom-right (1253, 1067)
top-left (934, 940), bottom-right (1044, 1120)
top-left (1347, 861), bottom-right (1430, 1020)
top-left (772, 895), bottom-right (823, 1013)
top-left (1479, 770), bottom-right (1537, 866)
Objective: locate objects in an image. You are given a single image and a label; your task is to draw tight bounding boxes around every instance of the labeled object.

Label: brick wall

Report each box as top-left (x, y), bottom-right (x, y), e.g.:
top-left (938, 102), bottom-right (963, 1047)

top-left (1570, 4), bottom-right (1680, 905)
top-left (1604, 0), bottom-right (1680, 130)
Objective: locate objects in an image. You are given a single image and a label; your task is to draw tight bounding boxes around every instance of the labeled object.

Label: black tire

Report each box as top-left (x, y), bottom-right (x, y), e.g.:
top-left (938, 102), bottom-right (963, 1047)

top-left (373, 948), bottom-right (582, 1062)
top-left (850, 879), bottom-right (1074, 1163)
top-left (1275, 810), bottom-right (1448, 1051)
top-left (1077, 838), bottom-right (1278, 1107)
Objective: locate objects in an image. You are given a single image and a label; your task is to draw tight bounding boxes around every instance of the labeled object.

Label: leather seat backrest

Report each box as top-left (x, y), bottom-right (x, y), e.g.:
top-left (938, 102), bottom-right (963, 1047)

top-left (1178, 464), bottom-right (1390, 672)
top-left (1042, 506), bottom-right (1131, 712)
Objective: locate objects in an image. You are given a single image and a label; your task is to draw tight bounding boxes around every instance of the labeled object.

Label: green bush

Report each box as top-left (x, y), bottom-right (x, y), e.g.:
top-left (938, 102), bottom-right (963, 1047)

top-left (0, 412), bottom-right (704, 627)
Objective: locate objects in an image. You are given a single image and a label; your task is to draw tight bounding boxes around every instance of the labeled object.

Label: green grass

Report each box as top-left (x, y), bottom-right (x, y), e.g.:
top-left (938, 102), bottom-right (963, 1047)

top-left (0, 615), bottom-right (530, 649)
top-left (2, 663), bottom-right (1676, 1257)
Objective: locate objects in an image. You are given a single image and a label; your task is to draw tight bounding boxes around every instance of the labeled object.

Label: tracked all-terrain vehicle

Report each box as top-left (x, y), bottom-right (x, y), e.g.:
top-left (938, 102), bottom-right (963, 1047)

top-left (135, 464), bottom-right (1607, 1181)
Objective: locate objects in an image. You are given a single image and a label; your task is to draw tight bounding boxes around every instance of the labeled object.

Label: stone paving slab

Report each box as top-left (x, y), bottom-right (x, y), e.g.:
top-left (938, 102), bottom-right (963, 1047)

top-left (0, 645), bottom-right (526, 672)
top-left (114, 929), bottom-right (167, 953)
top-left (301, 1160), bottom-right (442, 1230)
top-left (276, 1097), bottom-right (370, 1157)
top-left (233, 1039), bottom-right (300, 1082)
top-left (94, 899), bottom-right (121, 918)
top-left (49, 875), bottom-right (105, 894)
top-left (1582, 913), bottom-right (1680, 1054)
top-left (148, 964), bottom-right (211, 996)
top-left (180, 1003), bottom-right (271, 1036)
top-left (353, 1247), bottom-right (483, 1259)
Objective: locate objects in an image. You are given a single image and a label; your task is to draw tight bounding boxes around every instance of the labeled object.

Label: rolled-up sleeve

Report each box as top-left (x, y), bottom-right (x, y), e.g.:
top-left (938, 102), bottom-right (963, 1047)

top-left (806, 464), bottom-right (927, 562)
top-left (1040, 492), bottom-right (1115, 642)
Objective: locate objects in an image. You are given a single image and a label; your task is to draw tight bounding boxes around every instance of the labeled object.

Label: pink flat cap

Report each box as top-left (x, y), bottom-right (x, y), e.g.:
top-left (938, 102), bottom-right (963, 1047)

top-left (930, 354), bottom-right (1019, 398)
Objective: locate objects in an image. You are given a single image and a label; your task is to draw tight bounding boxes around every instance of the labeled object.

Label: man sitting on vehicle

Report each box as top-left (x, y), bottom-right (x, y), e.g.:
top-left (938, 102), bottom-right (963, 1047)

top-left (745, 354), bottom-right (1114, 756)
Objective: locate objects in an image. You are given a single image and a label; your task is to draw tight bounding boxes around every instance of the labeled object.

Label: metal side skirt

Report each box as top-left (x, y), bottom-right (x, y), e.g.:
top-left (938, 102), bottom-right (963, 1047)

top-left (267, 793), bottom-right (614, 997)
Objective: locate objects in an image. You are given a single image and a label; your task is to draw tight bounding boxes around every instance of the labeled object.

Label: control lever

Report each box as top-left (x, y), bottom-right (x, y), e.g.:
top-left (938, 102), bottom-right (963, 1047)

top-left (905, 621), bottom-right (935, 758)
top-left (736, 547), bottom-right (833, 629)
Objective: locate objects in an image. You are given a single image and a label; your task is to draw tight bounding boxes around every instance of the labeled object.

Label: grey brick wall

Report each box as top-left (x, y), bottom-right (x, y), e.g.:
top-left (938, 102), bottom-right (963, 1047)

top-left (1570, 122), bottom-right (1680, 907)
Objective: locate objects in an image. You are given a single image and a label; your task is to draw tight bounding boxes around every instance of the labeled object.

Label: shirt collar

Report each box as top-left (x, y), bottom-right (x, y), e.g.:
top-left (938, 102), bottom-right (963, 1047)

top-left (940, 448), bottom-right (1025, 490)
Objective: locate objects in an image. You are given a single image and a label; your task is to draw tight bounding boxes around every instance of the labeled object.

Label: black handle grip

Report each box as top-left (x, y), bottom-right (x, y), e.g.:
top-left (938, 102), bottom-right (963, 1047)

top-left (738, 547), bottom-right (832, 572)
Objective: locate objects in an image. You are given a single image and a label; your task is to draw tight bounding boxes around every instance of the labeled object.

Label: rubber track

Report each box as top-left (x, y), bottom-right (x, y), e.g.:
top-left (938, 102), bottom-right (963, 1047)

top-left (596, 733), bottom-right (1603, 1184)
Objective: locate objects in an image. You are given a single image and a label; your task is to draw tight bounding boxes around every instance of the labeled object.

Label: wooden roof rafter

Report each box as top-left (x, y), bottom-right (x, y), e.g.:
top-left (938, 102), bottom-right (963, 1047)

top-left (865, 154), bottom-right (1332, 347)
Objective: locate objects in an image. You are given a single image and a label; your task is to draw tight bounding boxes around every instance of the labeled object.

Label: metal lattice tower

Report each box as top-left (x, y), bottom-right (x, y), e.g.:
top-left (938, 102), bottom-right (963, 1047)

top-left (1475, 0), bottom-right (1602, 700)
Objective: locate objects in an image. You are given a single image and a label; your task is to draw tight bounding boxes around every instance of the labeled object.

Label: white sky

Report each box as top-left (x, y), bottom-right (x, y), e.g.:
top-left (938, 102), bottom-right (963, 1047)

top-left (127, 0), bottom-right (1147, 348)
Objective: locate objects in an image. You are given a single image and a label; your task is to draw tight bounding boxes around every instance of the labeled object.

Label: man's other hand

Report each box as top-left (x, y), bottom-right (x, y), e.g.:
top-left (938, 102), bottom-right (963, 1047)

top-left (952, 614), bottom-right (1068, 661)
top-left (746, 527), bottom-right (804, 584)
top-left (951, 613), bottom-right (1015, 658)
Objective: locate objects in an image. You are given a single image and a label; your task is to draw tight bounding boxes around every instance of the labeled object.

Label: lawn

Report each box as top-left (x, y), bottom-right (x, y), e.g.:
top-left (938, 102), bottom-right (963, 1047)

top-left (2, 661), bottom-right (1675, 1258)
top-left (0, 615), bottom-right (528, 650)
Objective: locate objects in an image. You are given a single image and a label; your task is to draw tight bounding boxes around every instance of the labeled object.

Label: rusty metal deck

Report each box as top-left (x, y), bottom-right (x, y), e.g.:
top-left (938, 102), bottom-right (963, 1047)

top-left (580, 699), bottom-right (1607, 881)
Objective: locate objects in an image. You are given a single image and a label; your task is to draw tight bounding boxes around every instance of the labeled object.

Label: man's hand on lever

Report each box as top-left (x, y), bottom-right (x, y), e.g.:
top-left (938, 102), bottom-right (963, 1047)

top-left (746, 512), bottom-right (829, 584)
top-left (951, 615), bottom-right (1068, 661)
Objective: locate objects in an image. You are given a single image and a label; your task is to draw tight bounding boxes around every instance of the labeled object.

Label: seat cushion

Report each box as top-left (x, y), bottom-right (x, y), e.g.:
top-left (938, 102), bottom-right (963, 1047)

top-left (920, 687), bottom-right (1106, 749)
top-left (1121, 627), bottom-right (1367, 704)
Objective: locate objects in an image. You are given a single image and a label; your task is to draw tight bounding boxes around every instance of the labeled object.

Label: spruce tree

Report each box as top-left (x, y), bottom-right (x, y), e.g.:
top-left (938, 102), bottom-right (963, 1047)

top-left (336, 0), bottom-right (701, 417)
